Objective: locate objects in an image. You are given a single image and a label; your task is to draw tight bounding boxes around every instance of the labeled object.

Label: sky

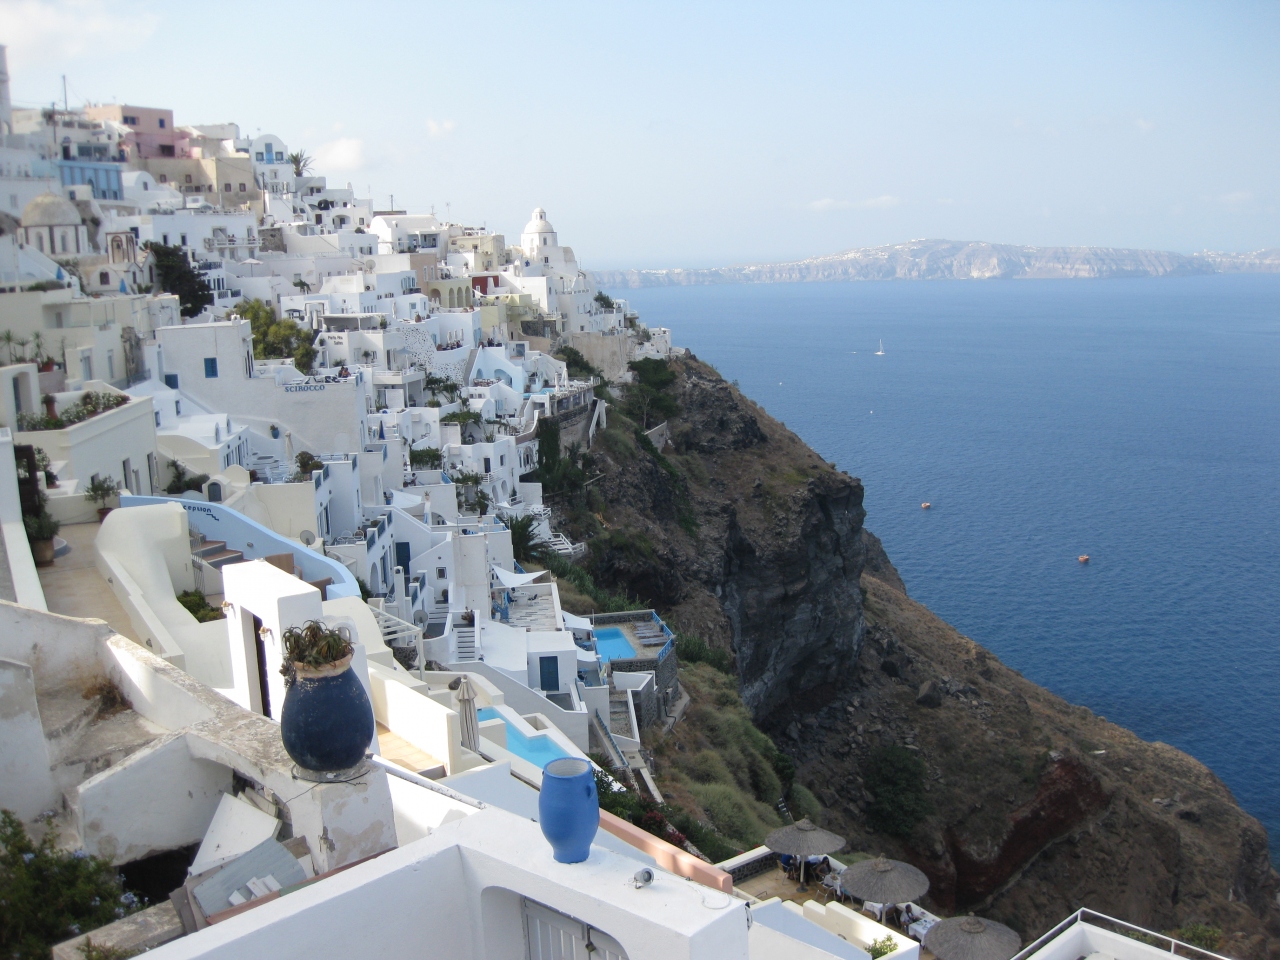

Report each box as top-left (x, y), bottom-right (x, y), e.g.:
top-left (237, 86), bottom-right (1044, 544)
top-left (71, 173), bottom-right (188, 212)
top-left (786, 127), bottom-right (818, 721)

top-left (3, 0), bottom-right (1278, 268)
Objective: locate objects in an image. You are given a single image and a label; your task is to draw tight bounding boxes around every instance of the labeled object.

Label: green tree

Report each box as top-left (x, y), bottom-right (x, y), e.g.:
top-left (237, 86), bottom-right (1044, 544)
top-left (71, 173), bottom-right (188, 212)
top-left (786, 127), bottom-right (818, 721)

top-left (145, 242), bottom-right (213, 317)
top-left (237, 299), bottom-right (318, 374)
top-left (0, 811), bottom-right (141, 960)
top-left (503, 513), bottom-right (549, 564)
top-left (864, 745), bottom-right (932, 838)
top-left (624, 358), bottom-right (679, 429)
top-left (593, 291), bottom-right (615, 310)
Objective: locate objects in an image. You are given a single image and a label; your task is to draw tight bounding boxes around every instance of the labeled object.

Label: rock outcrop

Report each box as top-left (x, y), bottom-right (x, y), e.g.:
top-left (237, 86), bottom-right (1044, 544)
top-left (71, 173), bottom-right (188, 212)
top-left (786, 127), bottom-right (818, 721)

top-left (579, 355), bottom-right (1279, 955)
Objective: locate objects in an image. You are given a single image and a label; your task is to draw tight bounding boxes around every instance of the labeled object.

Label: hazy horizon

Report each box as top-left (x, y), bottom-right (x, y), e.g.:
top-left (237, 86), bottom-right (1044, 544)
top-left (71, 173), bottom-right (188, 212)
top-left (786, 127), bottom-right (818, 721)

top-left (4, 0), bottom-right (1277, 269)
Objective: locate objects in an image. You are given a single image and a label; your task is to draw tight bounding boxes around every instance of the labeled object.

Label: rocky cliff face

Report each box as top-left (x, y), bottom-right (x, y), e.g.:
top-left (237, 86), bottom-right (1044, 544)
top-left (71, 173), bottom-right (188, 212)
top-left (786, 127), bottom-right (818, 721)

top-left (592, 239), bottom-right (1280, 287)
top-left (581, 356), bottom-right (1279, 955)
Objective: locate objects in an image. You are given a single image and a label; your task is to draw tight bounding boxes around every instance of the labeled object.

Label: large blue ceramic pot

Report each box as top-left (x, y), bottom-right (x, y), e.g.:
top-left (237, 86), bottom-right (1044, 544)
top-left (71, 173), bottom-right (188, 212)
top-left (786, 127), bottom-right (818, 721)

top-left (280, 654), bottom-right (374, 774)
top-left (539, 757), bottom-right (599, 863)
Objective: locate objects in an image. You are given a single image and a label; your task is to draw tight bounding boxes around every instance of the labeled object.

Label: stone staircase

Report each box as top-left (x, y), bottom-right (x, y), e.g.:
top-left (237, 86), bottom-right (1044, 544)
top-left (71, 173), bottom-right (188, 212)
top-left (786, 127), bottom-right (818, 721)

top-left (609, 691), bottom-right (633, 740)
top-left (190, 532), bottom-right (244, 569)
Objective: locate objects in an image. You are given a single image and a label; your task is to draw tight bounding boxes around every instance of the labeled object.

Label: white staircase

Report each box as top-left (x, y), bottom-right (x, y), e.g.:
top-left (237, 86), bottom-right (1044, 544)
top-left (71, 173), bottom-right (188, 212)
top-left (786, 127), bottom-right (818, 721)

top-left (454, 625), bottom-right (477, 661)
top-left (248, 451), bottom-right (291, 483)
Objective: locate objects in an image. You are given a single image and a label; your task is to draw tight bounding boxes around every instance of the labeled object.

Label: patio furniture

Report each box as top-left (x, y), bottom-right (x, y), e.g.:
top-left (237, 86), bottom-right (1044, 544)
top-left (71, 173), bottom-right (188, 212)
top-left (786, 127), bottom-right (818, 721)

top-left (764, 819), bottom-right (847, 892)
top-left (820, 872), bottom-right (843, 902)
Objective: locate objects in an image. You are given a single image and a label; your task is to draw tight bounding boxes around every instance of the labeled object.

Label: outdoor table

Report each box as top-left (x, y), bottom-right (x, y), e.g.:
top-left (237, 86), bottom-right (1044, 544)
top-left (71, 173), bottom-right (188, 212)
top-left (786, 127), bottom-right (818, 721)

top-left (909, 916), bottom-right (940, 941)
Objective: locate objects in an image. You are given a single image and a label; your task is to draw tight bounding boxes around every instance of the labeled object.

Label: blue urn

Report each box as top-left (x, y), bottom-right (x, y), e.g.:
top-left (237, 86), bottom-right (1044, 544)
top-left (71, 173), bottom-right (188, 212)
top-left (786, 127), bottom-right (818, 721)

top-left (280, 654), bottom-right (374, 774)
top-left (538, 757), bottom-right (599, 863)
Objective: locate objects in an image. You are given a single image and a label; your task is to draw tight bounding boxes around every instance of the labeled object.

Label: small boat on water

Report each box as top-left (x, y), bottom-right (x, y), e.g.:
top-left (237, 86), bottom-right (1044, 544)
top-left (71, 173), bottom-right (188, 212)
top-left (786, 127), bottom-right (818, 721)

top-left (875, 339), bottom-right (885, 355)
top-left (921, 502), bottom-right (931, 509)
top-left (1078, 555), bottom-right (1090, 563)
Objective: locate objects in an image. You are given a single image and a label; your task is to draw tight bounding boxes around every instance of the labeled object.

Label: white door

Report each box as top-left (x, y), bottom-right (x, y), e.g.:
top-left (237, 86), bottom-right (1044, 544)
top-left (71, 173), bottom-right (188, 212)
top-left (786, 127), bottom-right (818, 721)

top-left (523, 898), bottom-right (628, 960)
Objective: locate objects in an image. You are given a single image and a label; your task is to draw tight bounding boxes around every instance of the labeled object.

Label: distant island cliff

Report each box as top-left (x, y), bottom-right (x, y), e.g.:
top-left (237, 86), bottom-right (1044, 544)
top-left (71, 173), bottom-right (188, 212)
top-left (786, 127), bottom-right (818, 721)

top-left (593, 239), bottom-right (1280, 287)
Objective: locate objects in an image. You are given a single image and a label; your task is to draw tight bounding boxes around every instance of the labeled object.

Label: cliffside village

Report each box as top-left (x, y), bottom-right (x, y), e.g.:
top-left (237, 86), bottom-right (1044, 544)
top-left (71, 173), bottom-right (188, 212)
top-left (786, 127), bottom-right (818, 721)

top-left (0, 46), bottom-right (1229, 960)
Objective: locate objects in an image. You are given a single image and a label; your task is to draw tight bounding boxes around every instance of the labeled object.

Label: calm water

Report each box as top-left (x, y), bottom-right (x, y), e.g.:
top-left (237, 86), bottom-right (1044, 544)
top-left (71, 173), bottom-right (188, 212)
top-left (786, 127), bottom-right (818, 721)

top-left (611, 276), bottom-right (1280, 860)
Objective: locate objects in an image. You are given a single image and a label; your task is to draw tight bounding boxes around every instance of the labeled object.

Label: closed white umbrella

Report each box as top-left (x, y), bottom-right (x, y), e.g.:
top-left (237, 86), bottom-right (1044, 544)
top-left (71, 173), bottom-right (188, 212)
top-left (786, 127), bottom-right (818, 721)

top-left (450, 674), bottom-right (480, 753)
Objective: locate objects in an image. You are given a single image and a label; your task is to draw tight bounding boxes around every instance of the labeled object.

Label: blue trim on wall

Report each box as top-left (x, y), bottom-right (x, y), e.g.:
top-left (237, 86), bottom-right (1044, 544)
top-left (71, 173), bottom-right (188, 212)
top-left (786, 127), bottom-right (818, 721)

top-left (119, 494), bottom-right (360, 598)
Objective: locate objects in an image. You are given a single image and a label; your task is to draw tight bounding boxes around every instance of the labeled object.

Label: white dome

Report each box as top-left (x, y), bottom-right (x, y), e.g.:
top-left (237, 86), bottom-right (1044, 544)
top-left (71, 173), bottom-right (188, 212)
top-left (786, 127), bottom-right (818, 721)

top-left (21, 193), bottom-right (83, 228)
top-left (523, 207), bottom-right (555, 235)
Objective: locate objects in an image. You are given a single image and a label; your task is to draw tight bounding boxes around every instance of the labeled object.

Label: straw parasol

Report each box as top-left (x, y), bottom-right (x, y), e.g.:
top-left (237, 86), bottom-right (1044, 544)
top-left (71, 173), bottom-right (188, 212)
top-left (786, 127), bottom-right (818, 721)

top-left (450, 675), bottom-right (480, 753)
top-left (838, 855), bottom-right (930, 905)
top-left (923, 915), bottom-right (1022, 960)
top-left (764, 818), bottom-right (846, 891)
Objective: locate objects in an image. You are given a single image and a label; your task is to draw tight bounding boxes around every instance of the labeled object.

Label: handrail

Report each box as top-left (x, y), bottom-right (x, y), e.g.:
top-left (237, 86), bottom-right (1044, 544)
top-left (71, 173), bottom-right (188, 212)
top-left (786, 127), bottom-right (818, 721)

top-left (368, 755), bottom-right (485, 809)
top-left (1009, 909), bottom-right (1236, 960)
top-left (593, 708), bottom-right (629, 770)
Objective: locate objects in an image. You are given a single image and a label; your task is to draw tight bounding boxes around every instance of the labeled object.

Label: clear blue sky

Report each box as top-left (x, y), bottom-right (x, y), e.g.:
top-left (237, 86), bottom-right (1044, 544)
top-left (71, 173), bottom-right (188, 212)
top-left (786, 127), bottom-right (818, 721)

top-left (5, 1), bottom-right (1277, 268)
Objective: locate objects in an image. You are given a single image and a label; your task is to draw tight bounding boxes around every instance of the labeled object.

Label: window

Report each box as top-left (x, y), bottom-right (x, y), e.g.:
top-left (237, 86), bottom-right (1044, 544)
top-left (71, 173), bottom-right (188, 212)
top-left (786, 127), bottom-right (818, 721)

top-left (163, 373), bottom-right (178, 389)
top-left (99, 271), bottom-right (109, 285)
top-left (175, 400), bottom-right (181, 415)
top-left (204, 358), bottom-right (219, 378)
top-left (180, 234), bottom-right (187, 247)
top-left (238, 183), bottom-right (246, 192)
top-left (123, 115), bottom-right (138, 126)
top-left (154, 411), bottom-right (160, 427)
top-left (223, 183), bottom-right (231, 192)
top-left (275, 152), bottom-right (283, 162)
top-left (184, 174), bottom-right (192, 184)
top-left (162, 234), bottom-right (169, 245)
top-left (158, 145), bottom-right (174, 157)
top-left (158, 118), bottom-right (166, 129)
top-left (107, 351), bottom-right (114, 379)
top-left (436, 567), bottom-right (447, 580)
top-left (255, 152), bottom-right (264, 161)
top-left (158, 174), bottom-right (167, 183)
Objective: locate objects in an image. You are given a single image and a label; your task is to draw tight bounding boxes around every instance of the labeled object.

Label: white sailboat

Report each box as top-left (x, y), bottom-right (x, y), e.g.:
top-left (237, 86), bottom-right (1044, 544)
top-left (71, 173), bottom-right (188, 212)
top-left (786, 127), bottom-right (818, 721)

top-left (874, 339), bottom-right (885, 355)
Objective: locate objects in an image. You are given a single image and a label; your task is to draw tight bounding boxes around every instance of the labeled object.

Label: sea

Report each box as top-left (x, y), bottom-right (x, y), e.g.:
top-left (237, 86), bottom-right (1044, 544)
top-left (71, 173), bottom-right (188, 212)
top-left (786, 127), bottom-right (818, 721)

top-left (607, 275), bottom-right (1280, 862)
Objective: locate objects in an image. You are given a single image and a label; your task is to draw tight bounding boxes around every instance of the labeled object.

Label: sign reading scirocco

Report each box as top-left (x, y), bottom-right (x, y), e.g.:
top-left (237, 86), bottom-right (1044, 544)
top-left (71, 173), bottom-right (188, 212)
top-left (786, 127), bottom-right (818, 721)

top-left (285, 384), bottom-right (326, 393)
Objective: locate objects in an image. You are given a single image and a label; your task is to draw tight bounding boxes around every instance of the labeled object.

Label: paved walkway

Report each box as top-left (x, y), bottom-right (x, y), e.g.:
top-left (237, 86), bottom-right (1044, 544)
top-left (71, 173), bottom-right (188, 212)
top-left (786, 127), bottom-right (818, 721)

top-left (37, 521), bottom-right (139, 640)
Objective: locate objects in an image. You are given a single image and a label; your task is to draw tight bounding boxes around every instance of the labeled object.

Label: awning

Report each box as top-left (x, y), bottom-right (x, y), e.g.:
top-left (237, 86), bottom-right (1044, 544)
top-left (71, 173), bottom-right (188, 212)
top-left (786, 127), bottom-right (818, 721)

top-left (490, 564), bottom-right (548, 589)
top-left (561, 611), bottom-right (594, 632)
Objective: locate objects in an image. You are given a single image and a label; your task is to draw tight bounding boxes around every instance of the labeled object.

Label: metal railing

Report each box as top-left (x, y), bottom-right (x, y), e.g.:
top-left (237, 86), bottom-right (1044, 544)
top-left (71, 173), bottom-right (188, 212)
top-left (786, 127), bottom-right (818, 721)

top-left (1009, 909), bottom-right (1235, 960)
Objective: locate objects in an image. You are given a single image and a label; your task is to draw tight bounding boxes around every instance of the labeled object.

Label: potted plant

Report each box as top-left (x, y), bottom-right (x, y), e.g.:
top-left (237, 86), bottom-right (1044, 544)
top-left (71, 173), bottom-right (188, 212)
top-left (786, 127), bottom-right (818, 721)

top-left (278, 620), bottom-right (374, 777)
top-left (24, 509), bottom-right (60, 567)
top-left (41, 393), bottom-right (57, 420)
top-left (84, 475), bottom-right (118, 521)
top-left (269, 423), bottom-right (280, 439)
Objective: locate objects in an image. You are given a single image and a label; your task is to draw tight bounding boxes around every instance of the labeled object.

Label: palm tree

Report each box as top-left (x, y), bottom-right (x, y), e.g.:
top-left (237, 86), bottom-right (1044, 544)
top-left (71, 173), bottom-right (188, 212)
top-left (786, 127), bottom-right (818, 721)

top-left (503, 514), bottom-right (549, 565)
top-left (1, 331), bottom-right (14, 365)
top-left (13, 337), bottom-right (29, 363)
top-left (30, 332), bottom-right (45, 365)
top-left (287, 151), bottom-right (313, 177)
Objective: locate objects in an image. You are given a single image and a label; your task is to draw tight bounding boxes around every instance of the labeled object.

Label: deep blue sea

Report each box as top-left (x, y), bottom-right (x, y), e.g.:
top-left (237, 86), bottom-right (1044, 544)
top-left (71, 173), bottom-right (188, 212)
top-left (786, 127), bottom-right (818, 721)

top-left (609, 276), bottom-right (1280, 861)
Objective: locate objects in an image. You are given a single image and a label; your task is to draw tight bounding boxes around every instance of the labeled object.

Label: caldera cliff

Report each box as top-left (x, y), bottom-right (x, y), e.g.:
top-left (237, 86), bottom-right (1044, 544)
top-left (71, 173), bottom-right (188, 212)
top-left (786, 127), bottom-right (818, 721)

top-left (562, 354), bottom-right (1279, 957)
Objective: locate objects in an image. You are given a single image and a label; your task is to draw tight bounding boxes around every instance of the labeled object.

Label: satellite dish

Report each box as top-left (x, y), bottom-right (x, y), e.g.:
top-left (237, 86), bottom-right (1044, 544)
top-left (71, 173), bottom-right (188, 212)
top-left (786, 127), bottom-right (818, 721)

top-left (300, 530), bottom-right (316, 545)
top-left (364, 259), bottom-right (376, 270)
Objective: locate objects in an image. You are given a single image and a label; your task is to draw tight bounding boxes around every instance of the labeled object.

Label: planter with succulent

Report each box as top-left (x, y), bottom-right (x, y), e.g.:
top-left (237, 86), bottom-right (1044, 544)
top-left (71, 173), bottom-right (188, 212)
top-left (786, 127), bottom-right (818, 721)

top-left (278, 620), bottom-right (374, 777)
top-left (84, 475), bottom-right (119, 521)
top-left (24, 508), bottom-right (61, 566)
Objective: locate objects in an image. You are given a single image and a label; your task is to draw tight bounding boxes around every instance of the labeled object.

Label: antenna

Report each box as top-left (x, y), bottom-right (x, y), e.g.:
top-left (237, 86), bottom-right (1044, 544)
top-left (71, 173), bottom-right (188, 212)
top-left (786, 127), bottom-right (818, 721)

top-left (62, 75), bottom-right (67, 111)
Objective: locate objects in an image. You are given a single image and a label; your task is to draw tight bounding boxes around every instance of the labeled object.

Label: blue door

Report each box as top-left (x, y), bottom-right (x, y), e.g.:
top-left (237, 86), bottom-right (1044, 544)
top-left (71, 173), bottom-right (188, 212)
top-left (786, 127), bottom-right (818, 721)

top-left (539, 656), bottom-right (559, 693)
top-left (395, 541), bottom-right (411, 590)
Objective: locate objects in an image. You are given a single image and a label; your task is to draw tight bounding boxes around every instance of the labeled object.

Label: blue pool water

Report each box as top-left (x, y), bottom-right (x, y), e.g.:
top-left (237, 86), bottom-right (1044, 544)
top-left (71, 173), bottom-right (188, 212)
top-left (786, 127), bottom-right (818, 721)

top-left (594, 627), bottom-right (639, 663)
top-left (477, 707), bottom-right (574, 766)
top-left (613, 275), bottom-right (1280, 861)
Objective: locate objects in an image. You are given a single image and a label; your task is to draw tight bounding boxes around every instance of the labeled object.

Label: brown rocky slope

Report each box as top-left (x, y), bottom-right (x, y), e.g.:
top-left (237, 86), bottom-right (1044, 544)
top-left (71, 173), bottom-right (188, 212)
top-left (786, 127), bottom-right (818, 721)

top-left (573, 355), bottom-right (1279, 955)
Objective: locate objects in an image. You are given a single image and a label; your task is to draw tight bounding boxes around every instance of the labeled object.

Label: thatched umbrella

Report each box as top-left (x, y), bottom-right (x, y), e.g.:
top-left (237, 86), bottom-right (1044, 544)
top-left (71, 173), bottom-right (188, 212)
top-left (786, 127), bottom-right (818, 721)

top-left (839, 855), bottom-right (930, 905)
top-left (764, 818), bottom-right (846, 891)
top-left (924, 915), bottom-right (1022, 960)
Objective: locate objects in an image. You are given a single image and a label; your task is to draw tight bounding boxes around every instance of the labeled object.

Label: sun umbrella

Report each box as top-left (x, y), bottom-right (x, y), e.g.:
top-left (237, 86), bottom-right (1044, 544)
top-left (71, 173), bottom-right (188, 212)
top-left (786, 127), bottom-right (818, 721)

top-left (764, 818), bottom-right (846, 891)
top-left (450, 674), bottom-right (481, 753)
top-left (924, 915), bottom-right (1022, 960)
top-left (838, 855), bottom-right (930, 905)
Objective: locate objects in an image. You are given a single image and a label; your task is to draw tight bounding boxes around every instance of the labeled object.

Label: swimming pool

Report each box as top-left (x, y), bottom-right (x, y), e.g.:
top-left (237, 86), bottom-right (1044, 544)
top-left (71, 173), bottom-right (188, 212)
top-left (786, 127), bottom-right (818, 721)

top-left (593, 627), bottom-right (637, 663)
top-left (477, 707), bottom-right (574, 766)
